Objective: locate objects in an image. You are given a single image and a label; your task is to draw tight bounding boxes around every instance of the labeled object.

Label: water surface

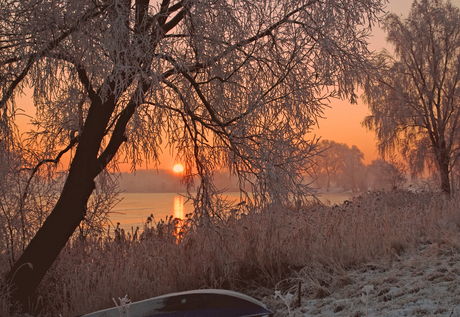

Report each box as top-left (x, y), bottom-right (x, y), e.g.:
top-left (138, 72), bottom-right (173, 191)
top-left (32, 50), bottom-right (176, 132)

top-left (110, 192), bottom-right (351, 231)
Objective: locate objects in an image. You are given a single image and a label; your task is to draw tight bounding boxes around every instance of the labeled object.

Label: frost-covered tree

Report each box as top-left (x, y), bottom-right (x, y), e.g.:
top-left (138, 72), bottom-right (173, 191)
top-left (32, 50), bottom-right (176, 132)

top-left (363, 0), bottom-right (460, 195)
top-left (314, 140), bottom-right (347, 191)
top-left (0, 0), bottom-right (384, 309)
top-left (0, 144), bottom-right (117, 274)
top-left (313, 140), bottom-right (367, 192)
top-left (367, 157), bottom-right (407, 190)
top-left (336, 144), bottom-right (367, 192)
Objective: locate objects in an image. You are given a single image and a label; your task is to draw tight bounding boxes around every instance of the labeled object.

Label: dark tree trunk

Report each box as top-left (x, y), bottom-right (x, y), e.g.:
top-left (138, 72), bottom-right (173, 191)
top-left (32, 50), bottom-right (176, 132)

top-left (6, 93), bottom-right (116, 311)
top-left (438, 145), bottom-right (451, 195)
top-left (6, 175), bottom-right (95, 310)
top-left (4, 1), bottom-right (174, 311)
top-left (440, 159), bottom-right (451, 195)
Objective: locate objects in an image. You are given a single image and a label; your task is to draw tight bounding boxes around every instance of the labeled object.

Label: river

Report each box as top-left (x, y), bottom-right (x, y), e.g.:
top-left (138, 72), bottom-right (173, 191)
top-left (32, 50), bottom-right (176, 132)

top-left (109, 192), bottom-right (351, 231)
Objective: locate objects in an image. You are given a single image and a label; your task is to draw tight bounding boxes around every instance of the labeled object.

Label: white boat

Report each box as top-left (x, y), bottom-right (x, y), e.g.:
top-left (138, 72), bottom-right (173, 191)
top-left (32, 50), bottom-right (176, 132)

top-left (81, 289), bottom-right (274, 317)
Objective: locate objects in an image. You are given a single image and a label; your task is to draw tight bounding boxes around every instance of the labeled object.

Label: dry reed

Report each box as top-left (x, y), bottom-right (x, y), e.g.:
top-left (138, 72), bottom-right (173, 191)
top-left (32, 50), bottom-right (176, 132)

top-left (2, 190), bottom-right (460, 316)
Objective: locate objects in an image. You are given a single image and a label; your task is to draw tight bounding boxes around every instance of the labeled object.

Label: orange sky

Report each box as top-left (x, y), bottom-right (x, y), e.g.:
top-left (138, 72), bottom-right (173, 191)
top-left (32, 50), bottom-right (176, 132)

top-left (14, 0), bottom-right (459, 170)
top-left (314, 0), bottom-right (460, 164)
top-left (315, 98), bottom-right (377, 164)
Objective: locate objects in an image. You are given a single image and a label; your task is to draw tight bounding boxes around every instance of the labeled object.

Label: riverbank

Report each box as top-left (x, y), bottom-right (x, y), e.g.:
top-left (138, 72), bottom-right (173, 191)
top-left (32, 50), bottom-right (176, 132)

top-left (2, 190), bottom-right (460, 316)
top-left (264, 245), bottom-right (460, 316)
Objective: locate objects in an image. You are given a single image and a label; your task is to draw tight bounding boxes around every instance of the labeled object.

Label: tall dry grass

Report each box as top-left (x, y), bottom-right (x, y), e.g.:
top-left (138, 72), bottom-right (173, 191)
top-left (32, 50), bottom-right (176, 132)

top-left (2, 190), bottom-right (460, 316)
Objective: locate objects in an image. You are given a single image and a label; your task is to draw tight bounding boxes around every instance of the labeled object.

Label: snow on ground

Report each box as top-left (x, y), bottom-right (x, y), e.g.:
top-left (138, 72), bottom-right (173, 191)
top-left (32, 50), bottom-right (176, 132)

top-left (264, 245), bottom-right (460, 316)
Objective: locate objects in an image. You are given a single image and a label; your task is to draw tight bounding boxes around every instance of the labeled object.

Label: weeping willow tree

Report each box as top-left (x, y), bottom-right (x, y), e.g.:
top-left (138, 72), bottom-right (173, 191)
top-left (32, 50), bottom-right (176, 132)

top-left (363, 0), bottom-right (460, 194)
top-left (0, 0), bottom-right (384, 310)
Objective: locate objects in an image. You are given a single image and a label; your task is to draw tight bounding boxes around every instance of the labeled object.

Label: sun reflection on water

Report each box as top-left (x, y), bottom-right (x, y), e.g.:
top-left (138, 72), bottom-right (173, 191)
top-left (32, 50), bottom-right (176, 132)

top-left (174, 196), bottom-right (184, 219)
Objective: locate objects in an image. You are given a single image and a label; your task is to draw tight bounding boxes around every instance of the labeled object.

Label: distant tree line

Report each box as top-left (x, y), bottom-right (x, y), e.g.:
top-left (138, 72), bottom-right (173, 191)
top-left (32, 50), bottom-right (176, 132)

top-left (117, 169), bottom-right (242, 193)
top-left (312, 140), bottom-right (407, 193)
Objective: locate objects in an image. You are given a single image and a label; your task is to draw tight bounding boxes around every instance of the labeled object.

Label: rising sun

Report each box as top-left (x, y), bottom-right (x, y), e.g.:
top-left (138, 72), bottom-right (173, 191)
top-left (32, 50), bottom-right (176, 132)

top-left (173, 163), bottom-right (184, 173)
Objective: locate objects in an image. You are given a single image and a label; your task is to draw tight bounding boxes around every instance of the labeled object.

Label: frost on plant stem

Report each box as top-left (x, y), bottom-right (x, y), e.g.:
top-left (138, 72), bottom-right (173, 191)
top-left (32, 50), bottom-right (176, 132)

top-left (274, 290), bottom-right (294, 317)
top-left (112, 294), bottom-right (131, 317)
top-left (361, 284), bottom-right (374, 317)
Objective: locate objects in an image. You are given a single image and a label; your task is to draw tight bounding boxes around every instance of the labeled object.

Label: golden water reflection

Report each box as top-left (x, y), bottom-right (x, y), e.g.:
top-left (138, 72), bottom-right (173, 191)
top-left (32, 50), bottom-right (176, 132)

top-left (174, 196), bottom-right (184, 219)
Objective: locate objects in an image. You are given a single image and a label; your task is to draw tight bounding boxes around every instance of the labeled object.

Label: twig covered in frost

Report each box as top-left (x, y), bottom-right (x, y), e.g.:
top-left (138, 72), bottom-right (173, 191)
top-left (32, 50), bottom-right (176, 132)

top-left (361, 285), bottom-right (374, 317)
top-left (274, 290), bottom-right (293, 317)
top-left (112, 295), bottom-right (131, 317)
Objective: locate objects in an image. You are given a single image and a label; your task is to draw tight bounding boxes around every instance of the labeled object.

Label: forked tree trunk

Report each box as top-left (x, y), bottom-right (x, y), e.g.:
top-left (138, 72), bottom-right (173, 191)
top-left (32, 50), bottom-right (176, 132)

top-left (6, 21), bottom-right (148, 311)
top-left (5, 0), bottom-right (168, 311)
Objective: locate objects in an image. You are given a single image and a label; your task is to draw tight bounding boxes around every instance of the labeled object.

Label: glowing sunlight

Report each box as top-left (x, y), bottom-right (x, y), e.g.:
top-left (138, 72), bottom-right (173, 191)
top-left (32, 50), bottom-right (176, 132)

top-left (172, 163), bottom-right (184, 173)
